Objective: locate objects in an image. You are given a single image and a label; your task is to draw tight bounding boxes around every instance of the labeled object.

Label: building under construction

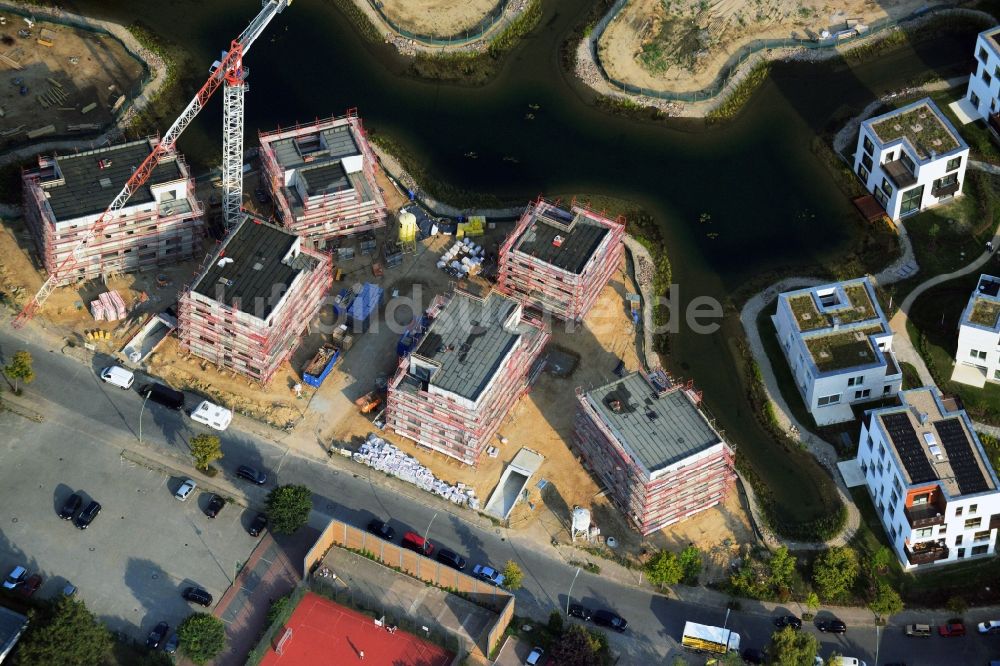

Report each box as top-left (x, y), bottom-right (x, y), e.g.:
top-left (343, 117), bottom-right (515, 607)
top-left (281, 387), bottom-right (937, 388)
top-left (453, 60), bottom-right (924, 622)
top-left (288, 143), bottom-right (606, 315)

top-left (386, 286), bottom-right (549, 466)
top-left (573, 371), bottom-right (735, 535)
top-left (22, 139), bottom-right (205, 284)
top-left (258, 112), bottom-right (386, 246)
top-left (177, 216), bottom-right (331, 384)
top-left (496, 199), bottom-right (625, 322)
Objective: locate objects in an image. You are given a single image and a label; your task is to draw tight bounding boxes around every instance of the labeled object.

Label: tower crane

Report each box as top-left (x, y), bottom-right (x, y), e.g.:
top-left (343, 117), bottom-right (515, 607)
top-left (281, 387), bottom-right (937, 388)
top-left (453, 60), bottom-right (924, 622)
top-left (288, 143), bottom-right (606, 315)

top-left (13, 0), bottom-right (292, 328)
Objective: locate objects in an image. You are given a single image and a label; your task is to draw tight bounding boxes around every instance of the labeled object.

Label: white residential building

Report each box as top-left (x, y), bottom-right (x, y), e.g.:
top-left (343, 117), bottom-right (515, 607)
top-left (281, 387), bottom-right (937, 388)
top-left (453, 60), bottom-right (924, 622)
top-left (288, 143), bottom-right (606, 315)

top-left (965, 26), bottom-right (1000, 123)
top-left (954, 274), bottom-right (1000, 387)
top-left (858, 387), bottom-right (1000, 570)
top-left (772, 277), bottom-right (902, 426)
top-left (852, 97), bottom-right (968, 221)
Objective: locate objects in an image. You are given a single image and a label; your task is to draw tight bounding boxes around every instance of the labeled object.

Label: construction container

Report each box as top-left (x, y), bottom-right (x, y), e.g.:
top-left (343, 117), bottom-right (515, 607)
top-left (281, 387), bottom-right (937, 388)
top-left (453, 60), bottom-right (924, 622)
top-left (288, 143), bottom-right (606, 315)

top-left (302, 344), bottom-right (341, 388)
top-left (346, 283), bottom-right (383, 332)
top-left (332, 287), bottom-right (354, 318)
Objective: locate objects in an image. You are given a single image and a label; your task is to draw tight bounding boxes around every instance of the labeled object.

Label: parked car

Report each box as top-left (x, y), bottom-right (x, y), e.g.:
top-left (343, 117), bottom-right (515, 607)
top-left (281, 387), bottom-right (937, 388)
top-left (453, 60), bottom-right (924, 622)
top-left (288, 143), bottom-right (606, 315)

top-left (236, 465), bottom-right (267, 485)
top-left (59, 493), bottom-right (82, 520)
top-left (742, 647), bottom-right (766, 665)
top-left (366, 519), bottom-right (394, 541)
top-left (904, 623), bottom-right (931, 637)
top-left (472, 564), bottom-right (504, 587)
top-left (99, 365), bottom-right (134, 390)
top-left (174, 479), bottom-right (197, 501)
top-left (248, 513), bottom-right (267, 537)
top-left (592, 609), bottom-right (628, 633)
top-left (2, 566), bottom-right (27, 589)
top-left (190, 400), bottom-right (233, 431)
top-left (146, 622), bottom-right (169, 649)
top-left (526, 646), bottom-right (545, 665)
top-left (163, 632), bottom-right (179, 655)
top-left (182, 586), bottom-right (213, 607)
top-left (19, 574), bottom-right (42, 598)
top-left (939, 620), bottom-right (966, 637)
top-left (401, 531), bottom-right (434, 556)
top-left (774, 615), bottom-right (802, 630)
top-left (205, 495), bottom-right (225, 518)
top-left (568, 604), bottom-right (592, 621)
top-left (817, 618), bottom-right (847, 633)
top-left (74, 500), bottom-right (101, 529)
top-left (139, 383), bottom-right (185, 411)
top-left (978, 620), bottom-right (1000, 634)
top-left (436, 549), bottom-right (467, 571)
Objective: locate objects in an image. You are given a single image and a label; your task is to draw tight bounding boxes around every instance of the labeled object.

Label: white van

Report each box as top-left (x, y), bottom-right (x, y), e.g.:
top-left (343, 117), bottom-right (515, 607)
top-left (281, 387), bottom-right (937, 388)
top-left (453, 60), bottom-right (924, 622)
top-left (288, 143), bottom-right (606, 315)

top-left (100, 366), bottom-right (134, 390)
top-left (190, 400), bottom-right (233, 431)
top-left (827, 658), bottom-right (866, 666)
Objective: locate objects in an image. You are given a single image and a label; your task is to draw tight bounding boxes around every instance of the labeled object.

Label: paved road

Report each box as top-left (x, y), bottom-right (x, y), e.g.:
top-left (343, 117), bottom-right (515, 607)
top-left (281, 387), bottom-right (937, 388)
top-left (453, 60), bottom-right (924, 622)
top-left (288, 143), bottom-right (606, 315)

top-left (2, 327), bottom-right (1000, 664)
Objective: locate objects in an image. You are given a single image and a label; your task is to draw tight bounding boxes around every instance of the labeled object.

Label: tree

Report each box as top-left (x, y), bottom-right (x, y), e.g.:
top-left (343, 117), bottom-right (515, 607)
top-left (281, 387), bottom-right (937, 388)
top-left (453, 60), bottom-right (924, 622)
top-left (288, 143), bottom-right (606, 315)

top-left (189, 434), bottom-right (222, 471)
top-left (16, 596), bottom-right (111, 666)
top-left (768, 546), bottom-right (796, 592)
top-left (178, 613), bottom-right (227, 665)
top-left (868, 545), bottom-right (892, 574)
top-left (266, 484), bottom-right (313, 534)
top-left (548, 609), bottom-right (564, 635)
top-left (805, 591), bottom-right (820, 616)
top-left (679, 545), bottom-right (703, 584)
top-left (4, 350), bottom-right (34, 394)
top-left (812, 546), bottom-right (859, 601)
top-left (769, 625), bottom-right (820, 666)
top-left (946, 595), bottom-right (968, 616)
top-left (501, 560), bottom-right (523, 591)
top-left (549, 624), bottom-right (611, 666)
top-left (644, 550), bottom-right (684, 588)
top-left (868, 580), bottom-right (903, 620)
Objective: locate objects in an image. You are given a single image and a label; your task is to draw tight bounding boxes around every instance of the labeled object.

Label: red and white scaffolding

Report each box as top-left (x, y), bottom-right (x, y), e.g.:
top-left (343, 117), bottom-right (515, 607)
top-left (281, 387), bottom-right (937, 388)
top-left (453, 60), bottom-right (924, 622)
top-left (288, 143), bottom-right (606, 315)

top-left (176, 218), bottom-right (332, 385)
top-left (258, 112), bottom-right (387, 244)
top-left (385, 289), bottom-right (550, 466)
top-left (496, 197), bottom-right (625, 322)
top-left (21, 143), bottom-right (205, 285)
top-left (573, 371), bottom-right (735, 535)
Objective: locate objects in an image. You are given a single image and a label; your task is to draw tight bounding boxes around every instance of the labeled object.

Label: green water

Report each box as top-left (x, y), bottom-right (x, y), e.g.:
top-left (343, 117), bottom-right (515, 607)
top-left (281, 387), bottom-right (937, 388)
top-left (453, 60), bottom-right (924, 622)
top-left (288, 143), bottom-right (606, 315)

top-left (67, 0), bottom-right (980, 527)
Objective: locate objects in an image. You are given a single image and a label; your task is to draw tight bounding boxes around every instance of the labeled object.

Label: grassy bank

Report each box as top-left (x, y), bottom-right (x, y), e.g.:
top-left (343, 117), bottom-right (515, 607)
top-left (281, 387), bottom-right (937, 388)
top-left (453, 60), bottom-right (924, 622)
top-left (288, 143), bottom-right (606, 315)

top-left (624, 210), bottom-right (673, 356)
top-left (705, 61), bottom-right (770, 123)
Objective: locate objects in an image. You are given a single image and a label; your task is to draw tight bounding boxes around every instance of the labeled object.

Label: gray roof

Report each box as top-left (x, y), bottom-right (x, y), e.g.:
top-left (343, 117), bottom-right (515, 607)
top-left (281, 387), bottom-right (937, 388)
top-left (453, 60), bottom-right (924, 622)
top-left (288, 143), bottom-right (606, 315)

top-left (514, 210), bottom-right (610, 274)
top-left (40, 140), bottom-right (184, 221)
top-left (299, 162), bottom-right (350, 196)
top-left (0, 606), bottom-right (27, 656)
top-left (269, 124), bottom-right (359, 171)
top-left (586, 373), bottom-right (721, 475)
top-left (414, 292), bottom-right (525, 401)
top-left (192, 217), bottom-right (318, 319)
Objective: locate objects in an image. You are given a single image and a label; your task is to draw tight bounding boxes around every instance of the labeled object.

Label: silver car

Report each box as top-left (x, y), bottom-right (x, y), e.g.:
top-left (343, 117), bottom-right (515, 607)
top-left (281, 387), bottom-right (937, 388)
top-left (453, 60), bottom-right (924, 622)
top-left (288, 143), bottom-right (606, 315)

top-left (174, 479), bottom-right (197, 501)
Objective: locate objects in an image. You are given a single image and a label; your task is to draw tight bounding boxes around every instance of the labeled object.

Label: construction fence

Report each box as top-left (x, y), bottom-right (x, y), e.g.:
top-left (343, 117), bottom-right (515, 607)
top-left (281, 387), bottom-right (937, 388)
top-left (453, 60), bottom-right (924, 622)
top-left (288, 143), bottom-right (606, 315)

top-left (590, 3), bottom-right (967, 103)
top-left (366, 0), bottom-right (512, 46)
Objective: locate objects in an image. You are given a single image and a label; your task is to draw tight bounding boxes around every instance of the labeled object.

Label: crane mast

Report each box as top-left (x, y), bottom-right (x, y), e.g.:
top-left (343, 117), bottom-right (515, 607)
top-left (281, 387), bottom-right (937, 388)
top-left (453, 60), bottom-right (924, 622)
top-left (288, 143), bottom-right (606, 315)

top-left (13, 0), bottom-right (292, 328)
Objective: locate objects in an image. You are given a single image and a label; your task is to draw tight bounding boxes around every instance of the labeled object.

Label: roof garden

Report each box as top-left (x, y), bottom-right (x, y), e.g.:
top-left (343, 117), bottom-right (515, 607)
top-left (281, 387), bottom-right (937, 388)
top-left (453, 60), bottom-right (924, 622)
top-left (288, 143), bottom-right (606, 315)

top-left (805, 325), bottom-right (884, 372)
top-left (961, 275), bottom-right (1000, 331)
top-left (869, 101), bottom-right (961, 161)
top-left (787, 282), bottom-right (878, 332)
top-left (970, 299), bottom-right (1000, 328)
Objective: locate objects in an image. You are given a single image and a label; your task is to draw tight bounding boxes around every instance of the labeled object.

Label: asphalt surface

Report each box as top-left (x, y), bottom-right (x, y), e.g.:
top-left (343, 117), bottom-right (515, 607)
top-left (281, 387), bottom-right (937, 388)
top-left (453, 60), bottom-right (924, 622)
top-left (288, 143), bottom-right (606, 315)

top-left (2, 326), bottom-right (1000, 664)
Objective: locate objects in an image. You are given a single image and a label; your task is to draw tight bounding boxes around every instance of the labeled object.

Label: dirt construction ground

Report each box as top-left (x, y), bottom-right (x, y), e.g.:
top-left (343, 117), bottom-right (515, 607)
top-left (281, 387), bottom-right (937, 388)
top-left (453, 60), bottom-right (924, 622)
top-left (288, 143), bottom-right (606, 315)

top-left (599, 0), bottom-right (946, 93)
top-left (0, 12), bottom-right (143, 148)
top-left (378, 0), bottom-right (502, 38)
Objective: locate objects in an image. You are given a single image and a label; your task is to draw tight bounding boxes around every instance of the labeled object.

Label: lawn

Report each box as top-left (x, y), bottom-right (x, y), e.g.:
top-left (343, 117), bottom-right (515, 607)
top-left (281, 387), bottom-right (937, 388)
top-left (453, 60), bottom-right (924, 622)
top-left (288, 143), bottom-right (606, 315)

top-left (870, 102), bottom-right (961, 159)
top-left (805, 326), bottom-right (882, 372)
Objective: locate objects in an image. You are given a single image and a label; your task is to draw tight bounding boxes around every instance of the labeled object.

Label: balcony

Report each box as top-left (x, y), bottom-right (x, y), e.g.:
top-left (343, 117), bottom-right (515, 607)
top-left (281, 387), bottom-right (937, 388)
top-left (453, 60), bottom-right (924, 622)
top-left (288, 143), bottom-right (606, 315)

top-left (906, 541), bottom-right (949, 566)
top-left (905, 504), bottom-right (946, 529)
top-left (932, 180), bottom-right (961, 198)
top-left (883, 159), bottom-right (917, 189)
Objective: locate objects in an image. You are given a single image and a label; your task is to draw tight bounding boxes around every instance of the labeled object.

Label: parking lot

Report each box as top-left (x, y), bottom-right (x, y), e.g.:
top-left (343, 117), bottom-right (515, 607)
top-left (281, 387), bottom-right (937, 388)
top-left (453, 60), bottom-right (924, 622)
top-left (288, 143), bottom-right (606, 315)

top-left (0, 407), bottom-right (259, 639)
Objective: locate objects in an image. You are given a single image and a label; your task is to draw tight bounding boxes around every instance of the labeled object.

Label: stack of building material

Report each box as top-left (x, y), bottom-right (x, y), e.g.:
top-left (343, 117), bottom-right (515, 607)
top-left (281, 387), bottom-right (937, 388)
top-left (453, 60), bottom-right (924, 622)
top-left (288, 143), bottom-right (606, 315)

top-left (456, 216), bottom-right (486, 238)
top-left (437, 239), bottom-right (484, 277)
top-left (90, 290), bottom-right (128, 321)
top-left (353, 434), bottom-right (480, 510)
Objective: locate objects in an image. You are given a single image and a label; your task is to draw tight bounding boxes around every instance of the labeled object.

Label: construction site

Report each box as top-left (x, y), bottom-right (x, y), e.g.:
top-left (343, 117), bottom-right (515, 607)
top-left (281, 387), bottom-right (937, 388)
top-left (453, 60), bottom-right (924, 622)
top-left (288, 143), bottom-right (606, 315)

top-left (0, 10), bottom-right (144, 146)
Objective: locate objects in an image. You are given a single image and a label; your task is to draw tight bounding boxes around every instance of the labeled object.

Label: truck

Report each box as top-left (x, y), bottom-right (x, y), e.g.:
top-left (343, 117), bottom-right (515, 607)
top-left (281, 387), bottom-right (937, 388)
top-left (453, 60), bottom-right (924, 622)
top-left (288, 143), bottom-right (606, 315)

top-left (681, 621), bottom-right (740, 655)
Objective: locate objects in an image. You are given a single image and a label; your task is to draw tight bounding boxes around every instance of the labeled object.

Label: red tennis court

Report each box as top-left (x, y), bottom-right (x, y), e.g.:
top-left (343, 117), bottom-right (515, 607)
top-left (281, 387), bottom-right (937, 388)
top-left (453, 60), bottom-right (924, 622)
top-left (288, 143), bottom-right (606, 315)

top-left (260, 592), bottom-right (454, 666)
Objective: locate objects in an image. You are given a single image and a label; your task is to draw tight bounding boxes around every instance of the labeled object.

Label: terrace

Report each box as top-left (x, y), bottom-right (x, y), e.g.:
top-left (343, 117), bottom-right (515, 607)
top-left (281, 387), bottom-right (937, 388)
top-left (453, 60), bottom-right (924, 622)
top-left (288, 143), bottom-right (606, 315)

top-left (870, 103), bottom-right (960, 161)
top-left (806, 326), bottom-right (883, 372)
top-left (970, 298), bottom-right (1000, 328)
top-left (787, 283), bottom-right (878, 332)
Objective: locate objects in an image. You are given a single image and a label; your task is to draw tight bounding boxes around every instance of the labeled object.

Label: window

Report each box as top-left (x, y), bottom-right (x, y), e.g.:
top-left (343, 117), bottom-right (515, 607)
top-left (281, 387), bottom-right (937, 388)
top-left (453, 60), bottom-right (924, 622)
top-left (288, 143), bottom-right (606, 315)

top-left (947, 156), bottom-right (962, 171)
top-left (854, 389), bottom-right (872, 399)
top-left (956, 506), bottom-right (964, 516)
top-left (874, 187), bottom-right (889, 209)
top-left (974, 530), bottom-right (991, 541)
top-left (899, 185), bottom-right (924, 216)
top-left (939, 525), bottom-right (947, 534)
top-left (980, 47), bottom-right (989, 62)
top-left (848, 375), bottom-right (865, 387)
top-left (973, 545), bottom-right (989, 555)
top-left (971, 349), bottom-right (987, 360)
top-left (912, 492), bottom-right (929, 505)
top-left (883, 385), bottom-right (892, 395)
top-left (879, 442), bottom-right (887, 460)
top-left (817, 394), bottom-right (841, 406)
top-left (863, 135), bottom-right (874, 155)
top-left (914, 527), bottom-right (934, 538)
top-left (958, 548), bottom-right (966, 558)
top-left (984, 68), bottom-right (994, 86)
top-left (956, 535), bottom-right (964, 546)
top-left (857, 163), bottom-right (870, 182)
top-left (970, 504), bottom-right (978, 514)
top-left (861, 153), bottom-right (873, 170)
top-left (934, 173), bottom-right (959, 194)
top-left (900, 152), bottom-right (915, 172)
top-left (881, 178), bottom-right (894, 197)
top-left (964, 517), bottom-right (982, 529)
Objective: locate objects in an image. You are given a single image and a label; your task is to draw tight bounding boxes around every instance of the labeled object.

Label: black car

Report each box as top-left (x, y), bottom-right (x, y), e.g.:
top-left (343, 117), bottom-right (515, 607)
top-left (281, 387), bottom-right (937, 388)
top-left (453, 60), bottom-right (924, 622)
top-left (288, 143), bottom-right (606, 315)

top-left (436, 549), bottom-right (467, 570)
top-left (59, 493), bottom-right (82, 520)
top-left (139, 383), bottom-right (185, 411)
top-left (146, 622), bottom-right (169, 649)
top-left (568, 604), bottom-right (593, 621)
top-left (182, 586), bottom-right (213, 607)
top-left (741, 648), bottom-right (766, 665)
top-left (236, 465), bottom-right (267, 485)
top-left (817, 618), bottom-right (847, 634)
top-left (205, 495), bottom-right (225, 518)
top-left (366, 519), bottom-right (395, 541)
top-left (774, 615), bottom-right (802, 630)
top-left (592, 609), bottom-right (627, 632)
top-left (73, 501), bottom-right (101, 529)
top-left (248, 513), bottom-right (267, 537)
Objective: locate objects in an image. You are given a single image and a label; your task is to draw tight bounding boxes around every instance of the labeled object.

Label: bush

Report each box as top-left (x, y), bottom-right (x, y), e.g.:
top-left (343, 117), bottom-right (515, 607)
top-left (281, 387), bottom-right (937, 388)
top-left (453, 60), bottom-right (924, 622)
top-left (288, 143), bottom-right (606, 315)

top-left (178, 613), bottom-right (227, 665)
top-left (266, 484), bottom-right (313, 534)
top-left (501, 560), bottom-right (523, 591)
top-left (548, 610), bottom-right (564, 635)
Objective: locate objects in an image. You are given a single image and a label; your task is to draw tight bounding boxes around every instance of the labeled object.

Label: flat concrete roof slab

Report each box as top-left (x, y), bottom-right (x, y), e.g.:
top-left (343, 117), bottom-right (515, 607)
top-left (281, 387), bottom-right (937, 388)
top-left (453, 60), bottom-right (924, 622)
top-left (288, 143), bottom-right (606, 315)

top-left (952, 363), bottom-right (988, 388)
top-left (838, 458), bottom-right (867, 488)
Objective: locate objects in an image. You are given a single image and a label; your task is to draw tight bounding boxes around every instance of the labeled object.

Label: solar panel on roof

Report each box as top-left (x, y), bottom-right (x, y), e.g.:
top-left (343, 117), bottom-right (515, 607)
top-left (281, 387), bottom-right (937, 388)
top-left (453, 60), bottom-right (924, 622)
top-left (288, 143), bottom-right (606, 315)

top-left (881, 413), bottom-right (937, 484)
top-left (934, 418), bottom-right (990, 495)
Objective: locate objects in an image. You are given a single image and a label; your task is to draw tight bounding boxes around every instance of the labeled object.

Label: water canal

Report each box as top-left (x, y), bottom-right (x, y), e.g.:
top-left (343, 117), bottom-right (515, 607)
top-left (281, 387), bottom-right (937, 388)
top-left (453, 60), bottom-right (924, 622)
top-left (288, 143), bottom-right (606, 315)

top-left (67, 0), bottom-right (980, 531)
